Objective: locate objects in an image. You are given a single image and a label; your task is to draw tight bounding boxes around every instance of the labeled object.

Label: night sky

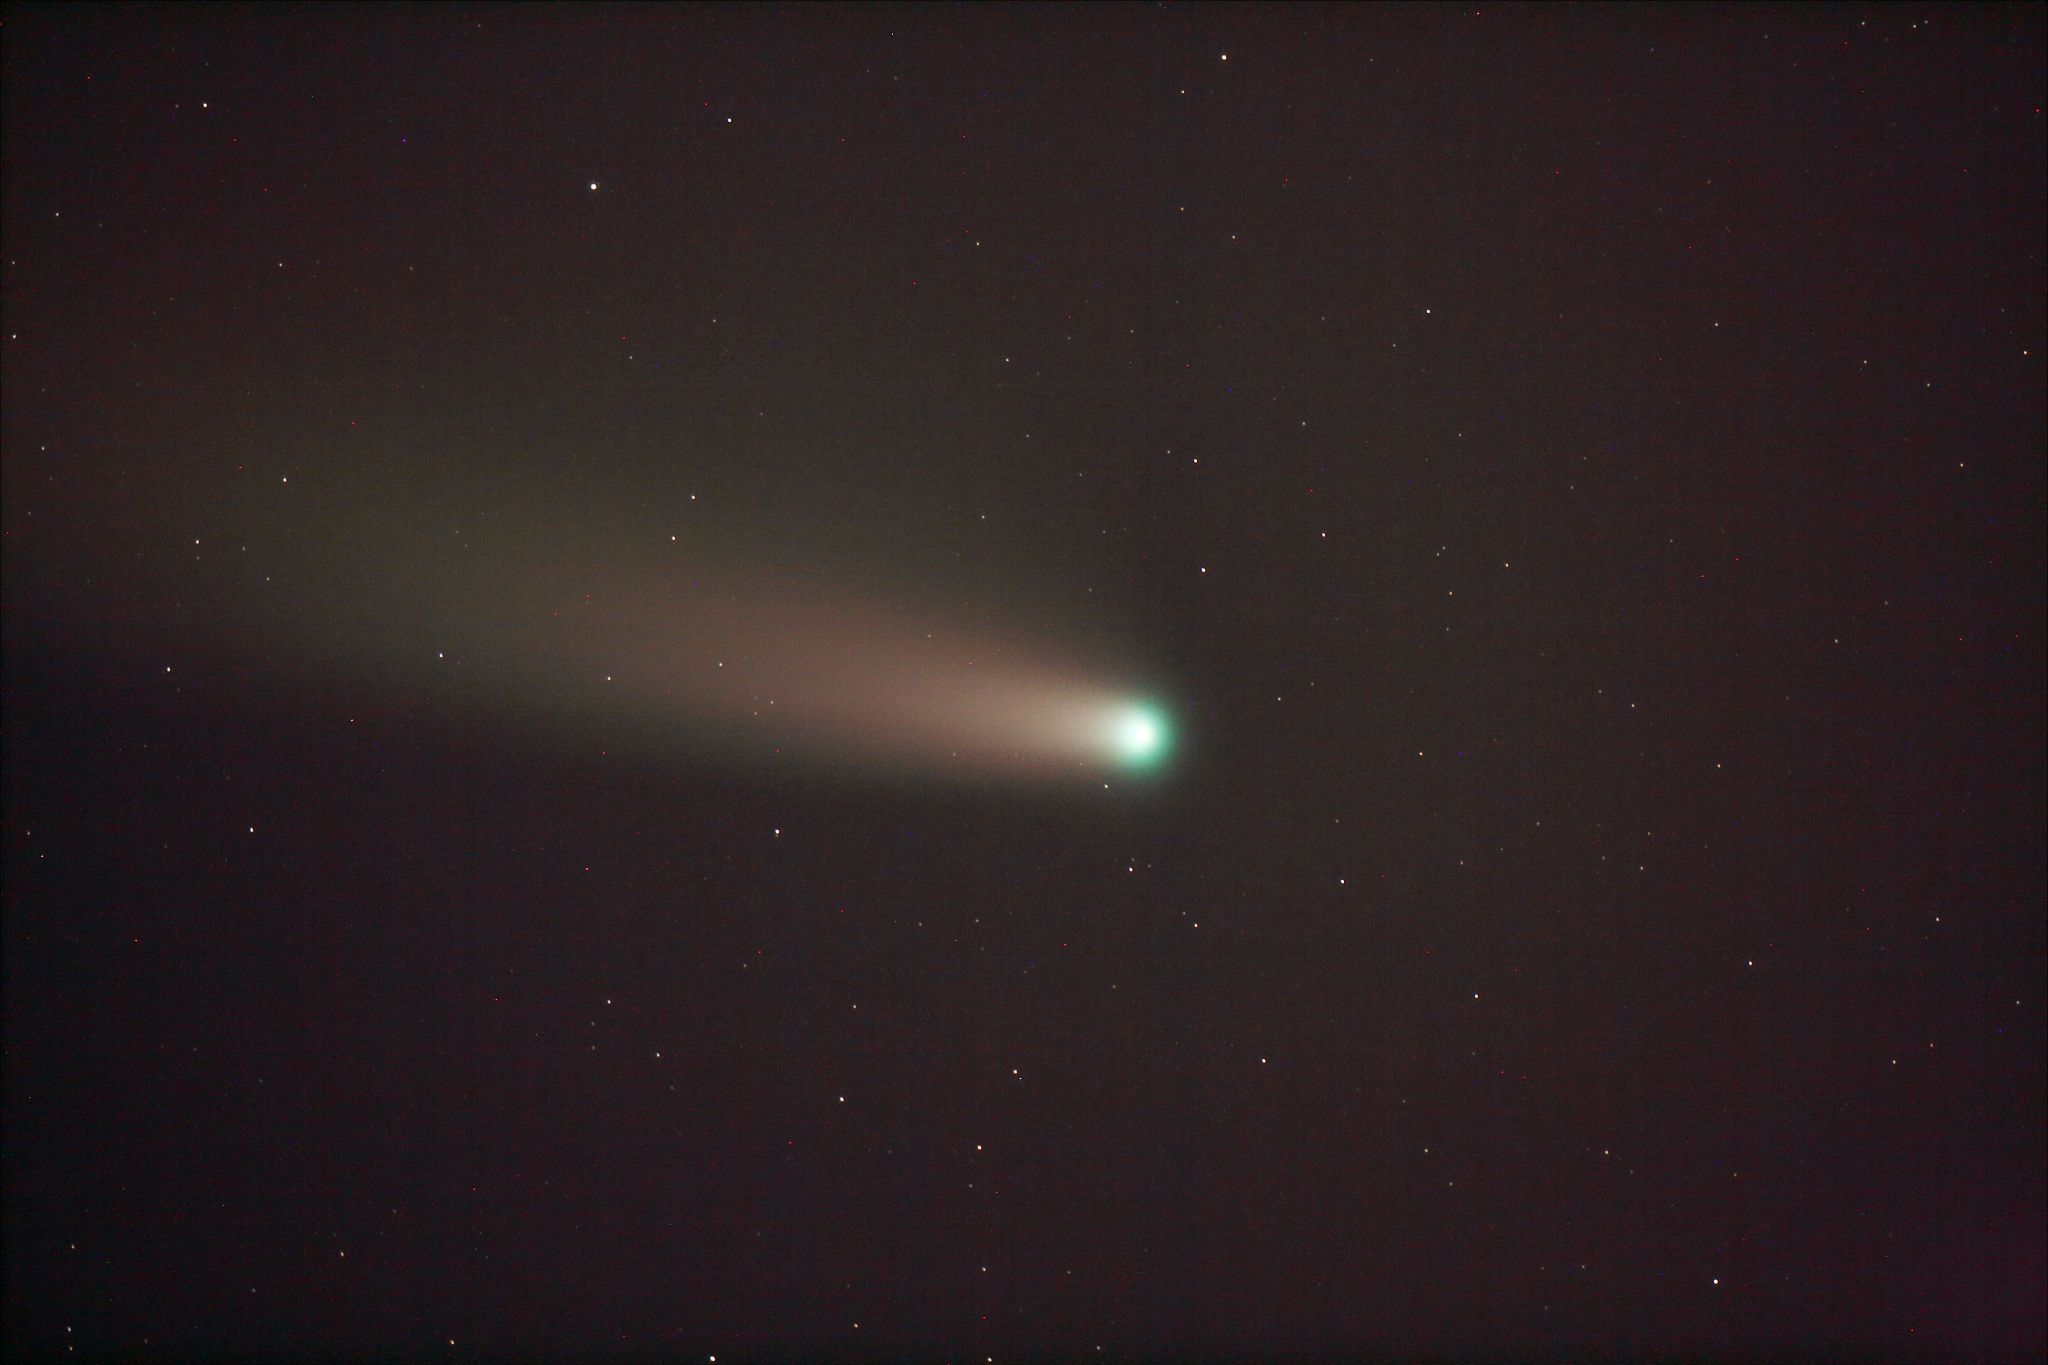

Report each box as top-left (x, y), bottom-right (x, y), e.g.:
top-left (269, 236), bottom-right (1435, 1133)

top-left (4, 7), bottom-right (2045, 1363)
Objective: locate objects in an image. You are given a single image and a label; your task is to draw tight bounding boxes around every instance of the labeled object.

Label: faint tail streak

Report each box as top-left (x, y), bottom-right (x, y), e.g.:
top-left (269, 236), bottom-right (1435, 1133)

top-left (505, 568), bottom-right (1173, 780)
top-left (40, 472), bottom-right (1173, 781)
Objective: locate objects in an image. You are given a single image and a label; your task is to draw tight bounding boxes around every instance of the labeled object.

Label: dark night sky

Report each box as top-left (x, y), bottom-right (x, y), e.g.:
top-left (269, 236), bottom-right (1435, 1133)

top-left (4, 7), bottom-right (2044, 1363)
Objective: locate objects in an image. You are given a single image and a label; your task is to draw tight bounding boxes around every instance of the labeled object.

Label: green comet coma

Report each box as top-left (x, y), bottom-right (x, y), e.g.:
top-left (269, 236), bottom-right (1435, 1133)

top-left (1114, 706), bottom-right (1170, 768)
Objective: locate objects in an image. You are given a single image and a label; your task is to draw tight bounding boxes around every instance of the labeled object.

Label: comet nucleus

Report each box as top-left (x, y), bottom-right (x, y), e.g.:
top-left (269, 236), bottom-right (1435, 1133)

top-left (1111, 705), bottom-right (1170, 768)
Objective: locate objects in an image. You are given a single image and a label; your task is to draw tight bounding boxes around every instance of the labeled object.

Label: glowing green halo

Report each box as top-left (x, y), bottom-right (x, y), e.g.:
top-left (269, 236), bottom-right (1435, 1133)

top-left (1110, 703), bottom-right (1170, 769)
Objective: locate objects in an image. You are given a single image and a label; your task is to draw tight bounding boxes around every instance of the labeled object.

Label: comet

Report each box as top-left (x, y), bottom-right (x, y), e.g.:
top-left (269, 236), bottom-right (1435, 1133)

top-left (1107, 705), bottom-right (1170, 768)
top-left (43, 462), bottom-right (1176, 784)
top-left (486, 564), bottom-right (1178, 781)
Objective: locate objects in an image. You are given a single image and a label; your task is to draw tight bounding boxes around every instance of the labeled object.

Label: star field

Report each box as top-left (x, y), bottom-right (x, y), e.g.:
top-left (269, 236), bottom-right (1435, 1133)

top-left (3, 8), bottom-right (2044, 1363)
